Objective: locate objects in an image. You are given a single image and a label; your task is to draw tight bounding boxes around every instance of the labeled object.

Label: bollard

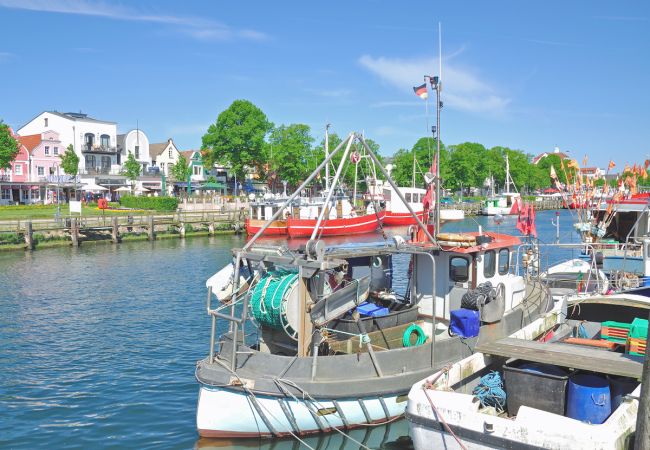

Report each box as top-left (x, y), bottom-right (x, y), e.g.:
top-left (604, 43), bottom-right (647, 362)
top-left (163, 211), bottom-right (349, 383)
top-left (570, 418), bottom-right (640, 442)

top-left (209, 222), bottom-right (215, 235)
top-left (112, 216), bottom-right (120, 243)
top-left (148, 215), bottom-right (155, 241)
top-left (179, 222), bottom-right (186, 238)
top-left (71, 218), bottom-right (79, 247)
top-left (24, 221), bottom-right (34, 250)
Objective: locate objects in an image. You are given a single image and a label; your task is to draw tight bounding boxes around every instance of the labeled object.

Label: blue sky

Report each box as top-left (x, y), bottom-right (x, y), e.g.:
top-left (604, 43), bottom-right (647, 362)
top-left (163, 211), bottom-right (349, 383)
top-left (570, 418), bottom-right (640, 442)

top-left (0, 0), bottom-right (648, 168)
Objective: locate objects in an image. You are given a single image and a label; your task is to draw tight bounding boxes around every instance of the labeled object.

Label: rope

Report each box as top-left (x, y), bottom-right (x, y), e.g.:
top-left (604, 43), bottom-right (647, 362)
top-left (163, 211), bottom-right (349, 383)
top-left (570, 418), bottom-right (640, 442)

top-left (472, 371), bottom-right (506, 412)
top-left (402, 323), bottom-right (426, 347)
top-left (249, 270), bottom-right (298, 332)
top-left (422, 365), bottom-right (467, 450)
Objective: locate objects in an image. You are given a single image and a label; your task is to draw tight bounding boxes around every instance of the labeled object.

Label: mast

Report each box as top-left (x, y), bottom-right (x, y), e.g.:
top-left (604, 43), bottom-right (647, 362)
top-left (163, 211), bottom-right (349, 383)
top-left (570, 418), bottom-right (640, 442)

top-left (325, 124), bottom-right (331, 192)
top-left (434, 22), bottom-right (442, 234)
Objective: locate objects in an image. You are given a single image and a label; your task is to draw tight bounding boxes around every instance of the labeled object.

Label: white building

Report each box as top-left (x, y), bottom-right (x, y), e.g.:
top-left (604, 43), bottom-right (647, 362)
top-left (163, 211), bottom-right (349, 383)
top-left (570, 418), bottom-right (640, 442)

top-left (117, 129), bottom-right (150, 173)
top-left (150, 138), bottom-right (181, 176)
top-left (18, 111), bottom-right (119, 175)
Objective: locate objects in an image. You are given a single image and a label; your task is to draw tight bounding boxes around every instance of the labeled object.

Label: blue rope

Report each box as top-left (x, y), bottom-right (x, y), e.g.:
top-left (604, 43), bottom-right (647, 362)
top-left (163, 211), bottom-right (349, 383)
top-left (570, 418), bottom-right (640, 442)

top-left (472, 371), bottom-right (506, 411)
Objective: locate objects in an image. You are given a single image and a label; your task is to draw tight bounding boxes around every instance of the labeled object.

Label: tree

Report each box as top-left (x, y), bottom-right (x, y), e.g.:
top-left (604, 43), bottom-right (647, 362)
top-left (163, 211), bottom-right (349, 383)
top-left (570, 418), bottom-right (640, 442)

top-left (390, 137), bottom-right (449, 189)
top-left (201, 100), bottom-right (273, 180)
top-left (447, 142), bottom-right (487, 191)
top-left (170, 154), bottom-right (192, 183)
top-left (60, 144), bottom-right (80, 198)
top-left (123, 153), bottom-right (142, 193)
top-left (0, 120), bottom-right (19, 171)
top-left (266, 124), bottom-right (313, 188)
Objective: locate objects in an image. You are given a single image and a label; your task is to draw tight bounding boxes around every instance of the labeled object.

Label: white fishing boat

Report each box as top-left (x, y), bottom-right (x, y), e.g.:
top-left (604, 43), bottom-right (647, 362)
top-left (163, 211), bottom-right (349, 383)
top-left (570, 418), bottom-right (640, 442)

top-left (481, 155), bottom-right (521, 216)
top-left (406, 294), bottom-right (648, 449)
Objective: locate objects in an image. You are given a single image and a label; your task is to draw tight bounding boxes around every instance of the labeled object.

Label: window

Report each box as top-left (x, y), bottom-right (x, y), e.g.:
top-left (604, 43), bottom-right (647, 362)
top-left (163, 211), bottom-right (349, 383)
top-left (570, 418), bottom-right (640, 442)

top-left (135, 145), bottom-right (140, 159)
top-left (160, 163), bottom-right (165, 171)
top-left (100, 134), bottom-right (110, 148)
top-left (483, 250), bottom-right (496, 278)
top-left (1, 189), bottom-right (11, 200)
top-left (100, 156), bottom-right (111, 172)
top-left (84, 133), bottom-right (95, 150)
top-left (449, 257), bottom-right (470, 283)
top-left (85, 155), bottom-right (96, 168)
top-left (498, 248), bottom-right (510, 275)
top-left (168, 149), bottom-right (173, 158)
top-left (44, 146), bottom-right (50, 155)
top-left (53, 147), bottom-right (59, 156)
top-left (44, 117), bottom-right (48, 127)
top-left (405, 193), bottom-right (412, 202)
top-left (37, 166), bottom-right (44, 176)
top-left (193, 166), bottom-right (202, 175)
top-left (14, 164), bottom-right (22, 175)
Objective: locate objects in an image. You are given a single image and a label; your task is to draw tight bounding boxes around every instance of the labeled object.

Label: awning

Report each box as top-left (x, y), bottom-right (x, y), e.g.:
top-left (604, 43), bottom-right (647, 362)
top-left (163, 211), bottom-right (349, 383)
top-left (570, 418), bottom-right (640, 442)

top-left (81, 182), bottom-right (108, 192)
top-left (197, 181), bottom-right (227, 190)
top-left (174, 182), bottom-right (202, 188)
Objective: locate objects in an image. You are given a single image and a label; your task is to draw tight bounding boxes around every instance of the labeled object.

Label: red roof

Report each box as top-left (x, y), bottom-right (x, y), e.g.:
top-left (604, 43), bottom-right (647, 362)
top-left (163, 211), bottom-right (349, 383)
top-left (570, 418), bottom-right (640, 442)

top-left (17, 134), bottom-right (41, 152)
top-left (180, 150), bottom-right (196, 159)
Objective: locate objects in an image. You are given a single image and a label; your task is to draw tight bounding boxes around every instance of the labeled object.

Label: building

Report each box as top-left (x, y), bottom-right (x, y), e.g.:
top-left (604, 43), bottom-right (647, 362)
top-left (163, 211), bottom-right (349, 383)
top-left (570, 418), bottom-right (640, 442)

top-left (180, 150), bottom-right (207, 182)
top-left (117, 129), bottom-right (150, 174)
top-left (18, 111), bottom-right (119, 175)
top-left (531, 146), bottom-right (570, 165)
top-left (150, 138), bottom-right (181, 176)
top-left (580, 167), bottom-right (604, 179)
top-left (0, 128), bottom-right (33, 204)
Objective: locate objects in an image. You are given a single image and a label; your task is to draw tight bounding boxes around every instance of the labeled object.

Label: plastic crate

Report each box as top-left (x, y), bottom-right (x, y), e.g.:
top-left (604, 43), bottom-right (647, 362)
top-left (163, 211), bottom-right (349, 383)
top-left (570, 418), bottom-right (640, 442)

top-left (356, 302), bottom-right (389, 317)
top-left (450, 309), bottom-right (479, 338)
top-left (601, 321), bottom-right (632, 344)
top-left (629, 318), bottom-right (648, 340)
top-left (504, 359), bottom-right (569, 416)
top-left (628, 337), bottom-right (646, 356)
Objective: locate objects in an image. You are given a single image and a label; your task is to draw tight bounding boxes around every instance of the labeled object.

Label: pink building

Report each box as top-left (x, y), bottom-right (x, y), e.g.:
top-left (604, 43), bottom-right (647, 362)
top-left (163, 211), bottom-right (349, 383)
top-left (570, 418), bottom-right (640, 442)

top-left (0, 128), bottom-right (34, 204)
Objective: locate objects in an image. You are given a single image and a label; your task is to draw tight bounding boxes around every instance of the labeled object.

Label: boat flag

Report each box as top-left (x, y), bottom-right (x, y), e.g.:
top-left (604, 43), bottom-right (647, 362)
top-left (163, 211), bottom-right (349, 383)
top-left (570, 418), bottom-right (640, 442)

top-left (516, 203), bottom-right (537, 238)
top-left (550, 165), bottom-right (562, 190)
top-left (645, 159), bottom-right (650, 169)
top-left (413, 83), bottom-right (428, 99)
top-left (608, 160), bottom-right (616, 170)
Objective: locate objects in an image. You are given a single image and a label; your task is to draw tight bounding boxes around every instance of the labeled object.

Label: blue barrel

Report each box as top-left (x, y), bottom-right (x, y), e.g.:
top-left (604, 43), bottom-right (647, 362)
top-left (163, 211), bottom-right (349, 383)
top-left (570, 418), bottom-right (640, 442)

top-left (609, 376), bottom-right (638, 410)
top-left (567, 374), bottom-right (611, 424)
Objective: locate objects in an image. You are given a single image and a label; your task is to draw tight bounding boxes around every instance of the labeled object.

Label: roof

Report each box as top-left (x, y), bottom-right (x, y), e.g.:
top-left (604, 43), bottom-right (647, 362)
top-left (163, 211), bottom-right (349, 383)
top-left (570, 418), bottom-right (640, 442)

top-left (17, 134), bottom-right (41, 152)
top-left (532, 151), bottom-right (569, 164)
top-left (180, 150), bottom-right (199, 160)
top-left (47, 111), bottom-right (116, 124)
top-left (149, 143), bottom-right (168, 158)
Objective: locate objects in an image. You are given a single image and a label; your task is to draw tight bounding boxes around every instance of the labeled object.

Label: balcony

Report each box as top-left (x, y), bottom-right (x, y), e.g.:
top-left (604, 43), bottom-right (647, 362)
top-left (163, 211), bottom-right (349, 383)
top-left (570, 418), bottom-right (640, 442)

top-left (80, 167), bottom-right (122, 176)
top-left (0, 174), bottom-right (10, 182)
top-left (81, 144), bottom-right (119, 154)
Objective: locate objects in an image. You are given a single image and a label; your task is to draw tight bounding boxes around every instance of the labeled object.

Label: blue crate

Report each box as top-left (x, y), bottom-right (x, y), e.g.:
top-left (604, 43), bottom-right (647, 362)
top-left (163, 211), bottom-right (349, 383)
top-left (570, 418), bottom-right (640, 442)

top-left (450, 308), bottom-right (480, 338)
top-left (356, 302), bottom-right (389, 317)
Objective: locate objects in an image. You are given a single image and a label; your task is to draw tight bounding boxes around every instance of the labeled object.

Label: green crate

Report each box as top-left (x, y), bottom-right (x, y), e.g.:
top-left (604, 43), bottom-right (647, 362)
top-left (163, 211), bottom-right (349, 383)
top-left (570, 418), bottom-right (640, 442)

top-left (629, 318), bottom-right (648, 340)
top-left (601, 321), bottom-right (632, 343)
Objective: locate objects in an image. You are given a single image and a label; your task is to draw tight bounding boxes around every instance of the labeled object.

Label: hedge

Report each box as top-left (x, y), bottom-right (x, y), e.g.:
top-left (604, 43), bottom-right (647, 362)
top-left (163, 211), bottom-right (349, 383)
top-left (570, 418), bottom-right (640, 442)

top-left (119, 195), bottom-right (178, 211)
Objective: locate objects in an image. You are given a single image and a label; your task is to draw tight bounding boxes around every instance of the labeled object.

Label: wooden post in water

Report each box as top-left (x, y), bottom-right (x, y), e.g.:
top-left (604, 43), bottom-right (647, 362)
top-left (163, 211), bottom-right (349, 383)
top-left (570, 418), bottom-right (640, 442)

top-left (148, 215), bottom-right (155, 241)
top-left (111, 217), bottom-right (120, 243)
top-left (71, 218), bottom-right (79, 247)
top-left (635, 310), bottom-right (650, 449)
top-left (179, 222), bottom-right (186, 239)
top-left (24, 221), bottom-right (34, 250)
top-left (208, 222), bottom-right (215, 235)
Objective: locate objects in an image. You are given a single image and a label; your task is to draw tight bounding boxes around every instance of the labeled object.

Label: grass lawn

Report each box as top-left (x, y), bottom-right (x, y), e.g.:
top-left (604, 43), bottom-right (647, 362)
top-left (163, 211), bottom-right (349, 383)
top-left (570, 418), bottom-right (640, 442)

top-left (0, 204), bottom-right (149, 220)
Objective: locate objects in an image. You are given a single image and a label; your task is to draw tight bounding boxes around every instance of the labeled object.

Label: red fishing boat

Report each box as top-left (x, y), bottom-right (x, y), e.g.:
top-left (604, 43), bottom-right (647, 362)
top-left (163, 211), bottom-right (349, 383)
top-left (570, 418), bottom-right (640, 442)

top-left (286, 210), bottom-right (384, 237)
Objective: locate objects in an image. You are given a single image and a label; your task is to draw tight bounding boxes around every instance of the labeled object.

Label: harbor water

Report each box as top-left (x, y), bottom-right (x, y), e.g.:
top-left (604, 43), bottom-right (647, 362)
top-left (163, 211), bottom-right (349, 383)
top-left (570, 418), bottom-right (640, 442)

top-left (1, 210), bottom-right (578, 449)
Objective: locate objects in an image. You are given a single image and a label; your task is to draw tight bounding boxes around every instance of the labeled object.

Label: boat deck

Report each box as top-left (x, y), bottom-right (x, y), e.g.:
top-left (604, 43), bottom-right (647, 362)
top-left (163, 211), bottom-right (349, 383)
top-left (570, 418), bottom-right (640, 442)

top-left (476, 337), bottom-right (644, 379)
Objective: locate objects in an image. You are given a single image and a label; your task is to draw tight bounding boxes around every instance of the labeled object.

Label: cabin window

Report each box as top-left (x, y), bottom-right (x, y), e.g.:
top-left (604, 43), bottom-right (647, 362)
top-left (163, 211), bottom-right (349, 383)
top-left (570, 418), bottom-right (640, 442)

top-left (484, 250), bottom-right (496, 278)
top-left (449, 257), bottom-right (470, 283)
top-left (498, 248), bottom-right (510, 275)
top-left (405, 193), bottom-right (412, 202)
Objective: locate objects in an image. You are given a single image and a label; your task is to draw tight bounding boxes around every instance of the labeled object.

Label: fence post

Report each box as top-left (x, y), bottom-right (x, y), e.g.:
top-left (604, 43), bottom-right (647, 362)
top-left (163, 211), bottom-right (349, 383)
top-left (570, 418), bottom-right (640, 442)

top-left (24, 221), bottom-right (34, 250)
top-left (71, 218), bottom-right (79, 246)
top-left (112, 216), bottom-right (120, 243)
top-left (148, 215), bottom-right (155, 241)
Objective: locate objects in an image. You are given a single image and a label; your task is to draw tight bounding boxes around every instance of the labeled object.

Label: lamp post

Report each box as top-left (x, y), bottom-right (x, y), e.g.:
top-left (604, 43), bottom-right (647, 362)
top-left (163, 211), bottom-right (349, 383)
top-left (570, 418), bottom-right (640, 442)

top-left (53, 163), bottom-right (61, 221)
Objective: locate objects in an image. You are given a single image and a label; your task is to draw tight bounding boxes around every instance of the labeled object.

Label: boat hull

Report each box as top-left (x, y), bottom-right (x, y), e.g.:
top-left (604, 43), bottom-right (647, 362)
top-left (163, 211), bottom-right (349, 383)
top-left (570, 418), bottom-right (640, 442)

top-left (246, 218), bottom-right (287, 236)
top-left (382, 211), bottom-right (424, 226)
top-left (481, 206), bottom-right (516, 216)
top-left (286, 212), bottom-right (384, 237)
top-left (196, 385), bottom-right (404, 438)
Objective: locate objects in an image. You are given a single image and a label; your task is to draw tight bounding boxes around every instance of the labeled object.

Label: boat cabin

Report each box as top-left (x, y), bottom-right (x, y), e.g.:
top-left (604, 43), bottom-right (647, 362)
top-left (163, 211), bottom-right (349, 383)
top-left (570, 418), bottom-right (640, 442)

top-left (383, 186), bottom-right (426, 215)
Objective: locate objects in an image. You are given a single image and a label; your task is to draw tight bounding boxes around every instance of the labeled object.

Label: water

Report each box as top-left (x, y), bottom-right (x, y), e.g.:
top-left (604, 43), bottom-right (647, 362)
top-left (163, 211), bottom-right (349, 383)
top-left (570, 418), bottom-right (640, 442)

top-left (0, 210), bottom-right (577, 449)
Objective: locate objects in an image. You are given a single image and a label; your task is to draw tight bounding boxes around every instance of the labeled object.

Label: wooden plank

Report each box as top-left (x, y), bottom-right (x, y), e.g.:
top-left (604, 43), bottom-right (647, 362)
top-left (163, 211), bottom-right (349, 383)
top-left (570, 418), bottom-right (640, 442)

top-left (327, 320), bottom-right (427, 355)
top-left (477, 337), bottom-right (644, 379)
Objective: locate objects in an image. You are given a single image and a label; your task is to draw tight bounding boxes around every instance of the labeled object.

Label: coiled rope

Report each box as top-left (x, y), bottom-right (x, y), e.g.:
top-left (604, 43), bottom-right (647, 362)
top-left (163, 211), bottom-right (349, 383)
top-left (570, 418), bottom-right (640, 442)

top-left (472, 371), bottom-right (506, 411)
top-left (402, 323), bottom-right (426, 347)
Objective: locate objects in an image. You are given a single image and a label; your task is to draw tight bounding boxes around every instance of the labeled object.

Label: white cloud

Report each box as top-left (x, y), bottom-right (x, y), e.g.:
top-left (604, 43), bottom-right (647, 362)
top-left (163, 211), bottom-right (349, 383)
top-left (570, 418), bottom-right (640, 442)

top-left (0, 0), bottom-right (269, 42)
top-left (358, 55), bottom-right (510, 114)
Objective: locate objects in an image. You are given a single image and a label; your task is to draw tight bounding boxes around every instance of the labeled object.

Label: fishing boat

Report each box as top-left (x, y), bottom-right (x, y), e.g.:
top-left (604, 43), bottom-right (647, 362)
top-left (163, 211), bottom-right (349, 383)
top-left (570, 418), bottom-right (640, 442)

top-left (246, 194), bottom-right (289, 236)
top-left (406, 293), bottom-right (647, 449)
top-left (194, 128), bottom-right (567, 438)
top-left (481, 155), bottom-right (521, 216)
top-left (381, 184), bottom-right (464, 226)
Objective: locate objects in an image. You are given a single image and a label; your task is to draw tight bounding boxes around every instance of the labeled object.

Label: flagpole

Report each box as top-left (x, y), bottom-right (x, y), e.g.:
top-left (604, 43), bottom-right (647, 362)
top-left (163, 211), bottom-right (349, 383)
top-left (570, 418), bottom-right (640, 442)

top-left (435, 22), bottom-right (442, 235)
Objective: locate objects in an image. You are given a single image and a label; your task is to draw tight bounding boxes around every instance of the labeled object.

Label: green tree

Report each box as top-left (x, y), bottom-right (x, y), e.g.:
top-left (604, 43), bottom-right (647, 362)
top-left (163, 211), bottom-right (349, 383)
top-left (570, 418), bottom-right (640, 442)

top-left (536, 154), bottom-right (568, 185)
top-left (123, 153), bottom-right (142, 193)
top-left (170, 154), bottom-right (192, 183)
top-left (0, 121), bottom-right (19, 171)
top-left (390, 137), bottom-right (449, 189)
top-left (266, 124), bottom-right (313, 188)
top-left (201, 100), bottom-right (273, 180)
top-left (60, 144), bottom-right (80, 198)
top-left (447, 142), bottom-right (487, 191)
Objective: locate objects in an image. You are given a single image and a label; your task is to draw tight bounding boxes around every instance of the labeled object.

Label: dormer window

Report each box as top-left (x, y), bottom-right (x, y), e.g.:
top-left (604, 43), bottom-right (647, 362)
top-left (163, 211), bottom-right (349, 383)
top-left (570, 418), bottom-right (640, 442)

top-left (168, 149), bottom-right (172, 158)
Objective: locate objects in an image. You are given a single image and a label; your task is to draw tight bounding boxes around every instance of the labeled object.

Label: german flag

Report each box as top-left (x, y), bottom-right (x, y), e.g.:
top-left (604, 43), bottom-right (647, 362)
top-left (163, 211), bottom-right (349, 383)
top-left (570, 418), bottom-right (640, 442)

top-left (413, 83), bottom-right (428, 99)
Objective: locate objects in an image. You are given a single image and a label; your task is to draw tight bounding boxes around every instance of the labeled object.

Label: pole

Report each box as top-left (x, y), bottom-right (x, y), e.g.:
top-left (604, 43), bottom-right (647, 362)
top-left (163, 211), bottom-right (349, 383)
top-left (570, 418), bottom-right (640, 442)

top-left (325, 124), bottom-right (330, 192)
top-left (635, 309), bottom-right (650, 449)
top-left (353, 158), bottom-right (358, 209)
top-left (56, 165), bottom-right (61, 221)
top-left (309, 136), bottom-right (354, 241)
top-left (435, 79), bottom-right (441, 234)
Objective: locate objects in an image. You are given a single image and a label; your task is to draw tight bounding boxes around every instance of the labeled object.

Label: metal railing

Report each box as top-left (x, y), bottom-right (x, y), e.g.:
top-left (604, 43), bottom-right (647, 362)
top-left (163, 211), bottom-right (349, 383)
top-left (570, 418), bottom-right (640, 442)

top-left (81, 145), bottom-right (118, 154)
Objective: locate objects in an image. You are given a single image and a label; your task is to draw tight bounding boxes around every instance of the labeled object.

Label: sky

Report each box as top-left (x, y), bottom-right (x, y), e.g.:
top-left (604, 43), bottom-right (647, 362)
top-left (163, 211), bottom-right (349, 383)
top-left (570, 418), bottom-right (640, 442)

top-left (0, 0), bottom-right (648, 168)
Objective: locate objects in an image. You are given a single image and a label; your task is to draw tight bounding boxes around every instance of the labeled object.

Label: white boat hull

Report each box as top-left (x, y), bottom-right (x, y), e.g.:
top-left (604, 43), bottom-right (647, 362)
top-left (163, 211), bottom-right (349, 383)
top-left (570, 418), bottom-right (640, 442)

top-left (482, 205), bottom-right (515, 216)
top-left (196, 385), bottom-right (406, 438)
